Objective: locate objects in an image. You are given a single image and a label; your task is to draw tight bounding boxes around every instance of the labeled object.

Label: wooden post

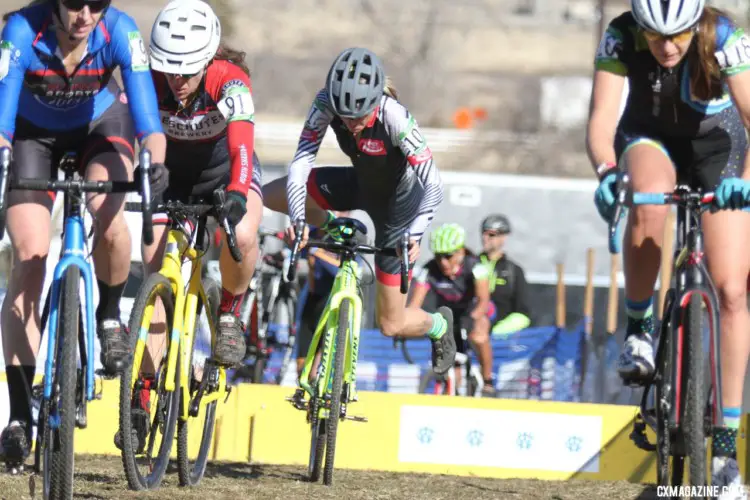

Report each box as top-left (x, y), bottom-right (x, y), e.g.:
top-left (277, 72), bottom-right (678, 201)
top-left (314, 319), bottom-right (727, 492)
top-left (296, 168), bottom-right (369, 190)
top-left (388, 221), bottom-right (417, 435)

top-left (658, 210), bottom-right (676, 320)
top-left (597, 252), bottom-right (620, 403)
top-left (581, 248), bottom-right (596, 401)
top-left (584, 248), bottom-right (595, 336)
top-left (556, 262), bottom-right (566, 329)
top-left (607, 254), bottom-right (619, 335)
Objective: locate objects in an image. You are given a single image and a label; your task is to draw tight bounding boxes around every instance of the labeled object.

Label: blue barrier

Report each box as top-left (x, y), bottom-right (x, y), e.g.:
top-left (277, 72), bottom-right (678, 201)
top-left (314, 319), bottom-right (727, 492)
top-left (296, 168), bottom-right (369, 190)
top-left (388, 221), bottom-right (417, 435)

top-left (254, 321), bottom-right (586, 401)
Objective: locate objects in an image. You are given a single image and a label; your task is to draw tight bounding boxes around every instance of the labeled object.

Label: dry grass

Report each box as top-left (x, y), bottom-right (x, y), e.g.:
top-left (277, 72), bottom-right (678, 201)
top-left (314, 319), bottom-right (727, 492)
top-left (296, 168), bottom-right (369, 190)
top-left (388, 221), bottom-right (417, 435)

top-left (0, 454), bottom-right (657, 500)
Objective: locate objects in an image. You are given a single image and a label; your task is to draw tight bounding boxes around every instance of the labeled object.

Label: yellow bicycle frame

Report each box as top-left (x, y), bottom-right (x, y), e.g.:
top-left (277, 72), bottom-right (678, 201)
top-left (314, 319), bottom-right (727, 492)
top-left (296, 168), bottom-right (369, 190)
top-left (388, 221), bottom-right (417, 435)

top-left (130, 227), bottom-right (226, 421)
top-left (298, 259), bottom-right (363, 416)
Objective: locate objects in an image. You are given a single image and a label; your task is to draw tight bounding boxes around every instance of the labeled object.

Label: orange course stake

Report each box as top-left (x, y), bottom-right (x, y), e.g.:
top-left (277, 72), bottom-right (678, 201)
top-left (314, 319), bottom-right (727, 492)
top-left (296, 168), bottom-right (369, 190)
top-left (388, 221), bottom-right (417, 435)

top-left (453, 107), bottom-right (473, 129)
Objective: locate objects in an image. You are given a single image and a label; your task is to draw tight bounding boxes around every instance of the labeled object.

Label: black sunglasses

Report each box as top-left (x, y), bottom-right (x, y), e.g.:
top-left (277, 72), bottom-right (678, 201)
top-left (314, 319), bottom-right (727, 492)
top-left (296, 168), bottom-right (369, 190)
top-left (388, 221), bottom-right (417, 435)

top-left (61, 0), bottom-right (110, 13)
top-left (482, 230), bottom-right (503, 237)
top-left (435, 252), bottom-right (455, 260)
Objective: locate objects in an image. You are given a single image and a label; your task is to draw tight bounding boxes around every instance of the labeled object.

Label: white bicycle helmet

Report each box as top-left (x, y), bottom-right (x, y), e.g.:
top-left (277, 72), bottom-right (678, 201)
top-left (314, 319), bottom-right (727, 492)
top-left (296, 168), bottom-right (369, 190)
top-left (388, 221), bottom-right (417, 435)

top-left (149, 0), bottom-right (221, 74)
top-left (631, 0), bottom-right (705, 35)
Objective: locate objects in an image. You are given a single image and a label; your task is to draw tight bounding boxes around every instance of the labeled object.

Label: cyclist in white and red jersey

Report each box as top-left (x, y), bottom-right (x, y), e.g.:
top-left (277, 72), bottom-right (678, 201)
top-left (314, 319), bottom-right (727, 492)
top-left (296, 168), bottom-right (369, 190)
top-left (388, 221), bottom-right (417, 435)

top-left (145, 0), bottom-right (262, 366)
top-left (114, 0), bottom-right (263, 453)
top-left (263, 47), bottom-right (456, 374)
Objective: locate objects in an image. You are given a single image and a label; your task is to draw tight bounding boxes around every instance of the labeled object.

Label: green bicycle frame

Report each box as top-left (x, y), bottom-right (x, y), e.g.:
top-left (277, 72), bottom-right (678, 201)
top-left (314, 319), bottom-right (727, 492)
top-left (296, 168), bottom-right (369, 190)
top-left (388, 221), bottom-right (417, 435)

top-left (298, 258), bottom-right (363, 416)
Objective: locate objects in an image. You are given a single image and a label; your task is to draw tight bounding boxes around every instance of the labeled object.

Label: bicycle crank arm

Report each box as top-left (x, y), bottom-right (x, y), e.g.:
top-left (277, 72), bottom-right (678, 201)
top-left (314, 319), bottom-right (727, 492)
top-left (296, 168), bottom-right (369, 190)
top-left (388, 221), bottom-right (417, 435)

top-left (344, 415), bottom-right (368, 423)
top-left (75, 401), bottom-right (87, 429)
top-left (630, 414), bottom-right (656, 452)
top-left (189, 377), bottom-right (209, 417)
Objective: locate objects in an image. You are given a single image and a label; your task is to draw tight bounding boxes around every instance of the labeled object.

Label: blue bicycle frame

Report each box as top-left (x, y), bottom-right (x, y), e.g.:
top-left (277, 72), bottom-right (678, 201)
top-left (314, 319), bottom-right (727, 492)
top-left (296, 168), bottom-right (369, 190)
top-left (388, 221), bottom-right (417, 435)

top-left (43, 208), bottom-right (97, 405)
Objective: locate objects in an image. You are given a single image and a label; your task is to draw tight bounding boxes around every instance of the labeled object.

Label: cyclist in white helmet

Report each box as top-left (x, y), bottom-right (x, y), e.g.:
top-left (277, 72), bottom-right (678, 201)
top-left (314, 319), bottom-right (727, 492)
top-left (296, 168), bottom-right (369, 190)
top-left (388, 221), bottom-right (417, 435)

top-left (589, 0), bottom-right (750, 494)
top-left (114, 0), bottom-right (263, 453)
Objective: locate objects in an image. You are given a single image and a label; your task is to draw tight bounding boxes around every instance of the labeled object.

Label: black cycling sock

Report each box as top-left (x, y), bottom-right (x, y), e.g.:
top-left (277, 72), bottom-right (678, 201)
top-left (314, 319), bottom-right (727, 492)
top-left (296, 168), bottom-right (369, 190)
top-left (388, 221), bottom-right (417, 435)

top-left (7, 365), bottom-right (34, 426)
top-left (96, 279), bottom-right (126, 322)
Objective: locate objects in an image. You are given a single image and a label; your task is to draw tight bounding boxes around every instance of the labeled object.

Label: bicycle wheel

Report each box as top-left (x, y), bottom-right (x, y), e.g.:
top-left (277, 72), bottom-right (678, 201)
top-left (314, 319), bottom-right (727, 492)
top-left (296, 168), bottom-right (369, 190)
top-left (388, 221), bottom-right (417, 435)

top-left (323, 298), bottom-right (351, 486)
top-left (120, 273), bottom-right (180, 491)
top-left (654, 294), bottom-right (685, 487)
top-left (177, 277), bottom-right (220, 487)
top-left (46, 266), bottom-right (80, 499)
top-left (647, 290), bottom-right (685, 486)
top-left (247, 293), bottom-right (267, 384)
top-left (307, 392), bottom-right (326, 482)
top-left (275, 294), bottom-right (298, 385)
top-left (418, 371), bottom-right (452, 395)
top-left (683, 293), bottom-right (707, 487)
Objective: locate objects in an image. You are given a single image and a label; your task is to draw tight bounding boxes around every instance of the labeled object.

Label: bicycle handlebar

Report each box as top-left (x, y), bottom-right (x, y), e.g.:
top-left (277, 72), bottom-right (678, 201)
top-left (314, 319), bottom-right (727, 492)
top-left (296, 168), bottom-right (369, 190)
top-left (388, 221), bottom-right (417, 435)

top-left (609, 173), bottom-right (718, 254)
top-left (124, 188), bottom-right (243, 263)
top-left (0, 147), bottom-right (154, 244)
top-left (286, 219), bottom-right (411, 294)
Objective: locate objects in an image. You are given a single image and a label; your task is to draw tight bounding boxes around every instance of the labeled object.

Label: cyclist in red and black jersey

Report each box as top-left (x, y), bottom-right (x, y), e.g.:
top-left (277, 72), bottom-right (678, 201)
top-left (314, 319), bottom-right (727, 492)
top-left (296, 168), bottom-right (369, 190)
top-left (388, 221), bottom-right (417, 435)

top-left (145, 0), bottom-right (262, 366)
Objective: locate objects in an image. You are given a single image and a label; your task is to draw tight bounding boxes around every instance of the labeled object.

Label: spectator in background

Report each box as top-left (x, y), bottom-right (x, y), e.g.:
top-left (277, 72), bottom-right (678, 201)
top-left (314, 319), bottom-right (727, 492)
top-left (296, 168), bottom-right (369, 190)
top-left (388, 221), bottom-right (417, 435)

top-left (409, 223), bottom-right (496, 396)
top-left (479, 215), bottom-right (532, 338)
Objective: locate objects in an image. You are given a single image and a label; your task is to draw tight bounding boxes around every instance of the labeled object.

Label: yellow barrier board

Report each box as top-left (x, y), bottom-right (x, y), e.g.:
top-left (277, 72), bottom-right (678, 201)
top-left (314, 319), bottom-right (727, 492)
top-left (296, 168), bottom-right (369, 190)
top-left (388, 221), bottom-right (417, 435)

top-left (2, 377), bottom-right (746, 483)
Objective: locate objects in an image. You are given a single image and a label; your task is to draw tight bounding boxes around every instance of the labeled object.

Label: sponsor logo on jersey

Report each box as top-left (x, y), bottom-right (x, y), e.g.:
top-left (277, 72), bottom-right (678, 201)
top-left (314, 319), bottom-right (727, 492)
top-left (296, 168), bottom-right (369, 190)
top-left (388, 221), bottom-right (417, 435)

top-left (407, 147), bottom-right (432, 165)
top-left (301, 128), bottom-right (319, 142)
top-left (128, 32), bottom-right (149, 72)
top-left (0, 41), bottom-right (20, 82)
top-left (239, 144), bottom-right (249, 184)
top-left (160, 110), bottom-right (227, 140)
top-left (221, 79), bottom-right (247, 92)
top-left (358, 138), bottom-right (386, 155)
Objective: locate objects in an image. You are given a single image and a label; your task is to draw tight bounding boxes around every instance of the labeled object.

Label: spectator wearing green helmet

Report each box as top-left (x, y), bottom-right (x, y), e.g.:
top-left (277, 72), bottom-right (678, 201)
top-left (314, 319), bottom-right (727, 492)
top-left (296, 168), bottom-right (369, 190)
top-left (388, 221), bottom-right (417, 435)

top-left (408, 223), bottom-right (496, 397)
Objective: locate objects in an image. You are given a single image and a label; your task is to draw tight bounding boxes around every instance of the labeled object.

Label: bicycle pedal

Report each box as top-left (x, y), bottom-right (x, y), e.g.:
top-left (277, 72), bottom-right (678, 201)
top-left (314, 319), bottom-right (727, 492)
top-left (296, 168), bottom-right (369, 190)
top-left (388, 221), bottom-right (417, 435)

top-left (5, 461), bottom-right (25, 475)
top-left (286, 389), bottom-right (308, 411)
top-left (344, 415), bottom-right (368, 423)
top-left (94, 369), bottom-right (117, 381)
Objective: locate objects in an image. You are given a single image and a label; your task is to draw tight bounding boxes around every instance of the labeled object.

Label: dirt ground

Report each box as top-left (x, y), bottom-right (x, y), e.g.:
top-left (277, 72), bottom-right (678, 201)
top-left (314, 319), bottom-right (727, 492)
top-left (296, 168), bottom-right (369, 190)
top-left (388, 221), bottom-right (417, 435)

top-left (0, 454), bottom-right (659, 500)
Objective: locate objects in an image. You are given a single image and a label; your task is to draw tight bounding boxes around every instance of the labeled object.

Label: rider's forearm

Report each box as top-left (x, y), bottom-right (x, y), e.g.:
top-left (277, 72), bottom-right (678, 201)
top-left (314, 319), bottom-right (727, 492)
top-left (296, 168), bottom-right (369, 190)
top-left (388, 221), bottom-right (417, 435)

top-left (585, 116), bottom-right (617, 178)
top-left (491, 312), bottom-right (531, 337)
top-left (472, 298), bottom-right (489, 319)
top-left (312, 249), bottom-right (340, 268)
top-left (141, 133), bottom-right (166, 165)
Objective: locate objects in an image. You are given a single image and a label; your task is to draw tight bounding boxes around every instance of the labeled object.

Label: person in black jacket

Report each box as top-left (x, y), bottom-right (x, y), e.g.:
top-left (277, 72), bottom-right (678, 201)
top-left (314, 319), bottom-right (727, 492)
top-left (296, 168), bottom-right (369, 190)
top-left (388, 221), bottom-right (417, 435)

top-left (479, 215), bottom-right (532, 337)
